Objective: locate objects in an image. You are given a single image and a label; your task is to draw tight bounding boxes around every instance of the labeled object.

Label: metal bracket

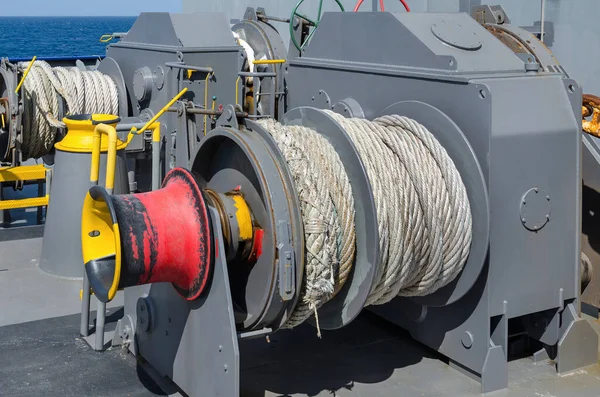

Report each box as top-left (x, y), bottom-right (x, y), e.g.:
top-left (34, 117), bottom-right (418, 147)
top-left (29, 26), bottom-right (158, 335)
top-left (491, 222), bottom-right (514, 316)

top-left (471, 5), bottom-right (510, 25)
top-left (557, 303), bottom-right (599, 373)
top-left (216, 104), bottom-right (240, 130)
top-left (243, 7), bottom-right (258, 21)
top-left (277, 220), bottom-right (295, 301)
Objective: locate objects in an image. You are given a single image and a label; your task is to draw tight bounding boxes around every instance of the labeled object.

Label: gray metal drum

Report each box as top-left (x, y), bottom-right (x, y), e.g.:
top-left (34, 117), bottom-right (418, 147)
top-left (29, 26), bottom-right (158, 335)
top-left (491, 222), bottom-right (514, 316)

top-left (39, 149), bottom-right (129, 278)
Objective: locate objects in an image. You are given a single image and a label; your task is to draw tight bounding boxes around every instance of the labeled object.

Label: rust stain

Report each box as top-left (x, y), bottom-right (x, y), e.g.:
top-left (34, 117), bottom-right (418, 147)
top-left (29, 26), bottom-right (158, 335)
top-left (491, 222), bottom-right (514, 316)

top-left (582, 94), bottom-right (600, 138)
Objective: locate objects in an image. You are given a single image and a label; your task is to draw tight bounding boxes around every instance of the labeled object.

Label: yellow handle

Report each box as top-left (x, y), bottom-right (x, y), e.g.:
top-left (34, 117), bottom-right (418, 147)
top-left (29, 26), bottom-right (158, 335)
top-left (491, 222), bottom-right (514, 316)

top-left (15, 56), bottom-right (36, 94)
top-left (90, 124), bottom-right (118, 191)
top-left (99, 34), bottom-right (114, 43)
top-left (252, 59), bottom-right (286, 65)
top-left (130, 88), bottom-right (188, 137)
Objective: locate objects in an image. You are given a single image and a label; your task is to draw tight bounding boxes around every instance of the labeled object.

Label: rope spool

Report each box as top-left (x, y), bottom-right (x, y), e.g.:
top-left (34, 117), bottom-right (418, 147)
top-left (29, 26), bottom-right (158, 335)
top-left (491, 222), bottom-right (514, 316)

top-left (19, 60), bottom-right (119, 159)
top-left (257, 112), bottom-right (472, 332)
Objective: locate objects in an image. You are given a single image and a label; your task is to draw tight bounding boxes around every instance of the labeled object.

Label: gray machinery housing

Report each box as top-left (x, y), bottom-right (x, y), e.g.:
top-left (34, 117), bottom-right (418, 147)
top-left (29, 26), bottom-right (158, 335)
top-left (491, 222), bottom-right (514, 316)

top-left (92, 9), bottom-right (598, 397)
top-left (101, 12), bottom-right (287, 188)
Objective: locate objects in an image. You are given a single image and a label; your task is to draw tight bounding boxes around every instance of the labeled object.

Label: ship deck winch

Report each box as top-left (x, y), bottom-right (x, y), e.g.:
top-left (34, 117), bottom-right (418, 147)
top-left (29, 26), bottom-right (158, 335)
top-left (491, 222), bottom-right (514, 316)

top-left (3, 2), bottom-right (600, 397)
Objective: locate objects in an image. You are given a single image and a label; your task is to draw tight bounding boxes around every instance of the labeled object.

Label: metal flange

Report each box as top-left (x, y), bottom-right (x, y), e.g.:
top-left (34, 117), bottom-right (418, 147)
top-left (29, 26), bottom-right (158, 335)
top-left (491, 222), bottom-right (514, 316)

top-left (283, 107), bottom-right (380, 330)
top-left (97, 57), bottom-right (129, 117)
top-left (190, 124), bottom-right (304, 332)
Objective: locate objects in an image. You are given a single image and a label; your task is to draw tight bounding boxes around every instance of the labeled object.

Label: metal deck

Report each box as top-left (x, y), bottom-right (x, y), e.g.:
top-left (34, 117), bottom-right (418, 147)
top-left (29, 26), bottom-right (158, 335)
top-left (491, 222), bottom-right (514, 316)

top-left (1, 230), bottom-right (600, 396)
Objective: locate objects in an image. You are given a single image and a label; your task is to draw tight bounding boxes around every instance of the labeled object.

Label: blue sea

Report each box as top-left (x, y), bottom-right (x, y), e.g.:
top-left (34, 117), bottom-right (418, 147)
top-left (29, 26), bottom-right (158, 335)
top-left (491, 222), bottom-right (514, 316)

top-left (0, 17), bottom-right (136, 59)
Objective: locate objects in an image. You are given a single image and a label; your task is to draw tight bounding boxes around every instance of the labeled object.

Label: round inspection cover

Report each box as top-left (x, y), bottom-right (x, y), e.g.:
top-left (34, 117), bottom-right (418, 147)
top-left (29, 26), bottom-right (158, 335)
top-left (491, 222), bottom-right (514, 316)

top-left (379, 101), bottom-right (489, 307)
top-left (431, 20), bottom-right (482, 51)
top-left (283, 107), bottom-right (380, 330)
top-left (190, 127), bottom-right (303, 331)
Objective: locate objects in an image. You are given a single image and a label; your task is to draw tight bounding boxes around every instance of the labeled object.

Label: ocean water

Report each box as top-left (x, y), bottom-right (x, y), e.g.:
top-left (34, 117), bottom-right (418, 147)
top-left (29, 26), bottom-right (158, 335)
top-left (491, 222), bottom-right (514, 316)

top-left (0, 17), bottom-right (136, 59)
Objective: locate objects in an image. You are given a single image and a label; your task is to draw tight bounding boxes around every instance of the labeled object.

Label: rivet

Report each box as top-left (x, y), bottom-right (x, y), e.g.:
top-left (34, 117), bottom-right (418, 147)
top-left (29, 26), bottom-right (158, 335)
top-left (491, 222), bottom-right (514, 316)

top-left (218, 345), bottom-right (223, 352)
top-left (461, 331), bottom-right (474, 349)
top-left (546, 195), bottom-right (550, 201)
top-left (534, 187), bottom-right (539, 193)
top-left (165, 330), bottom-right (169, 336)
top-left (168, 317), bottom-right (172, 323)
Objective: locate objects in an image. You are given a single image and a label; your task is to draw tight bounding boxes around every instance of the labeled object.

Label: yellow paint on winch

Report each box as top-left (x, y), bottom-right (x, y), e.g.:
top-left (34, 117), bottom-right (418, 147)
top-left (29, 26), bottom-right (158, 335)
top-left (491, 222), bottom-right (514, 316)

top-left (232, 195), bottom-right (253, 241)
top-left (56, 114), bottom-right (125, 153)
top-left (81, 191), bottom-right (121, 302)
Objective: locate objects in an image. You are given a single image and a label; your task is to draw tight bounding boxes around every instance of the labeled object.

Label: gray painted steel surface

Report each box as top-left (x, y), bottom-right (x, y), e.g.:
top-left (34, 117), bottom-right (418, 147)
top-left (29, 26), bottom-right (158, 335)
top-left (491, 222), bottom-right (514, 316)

top-left (281, 11), bottom-right (594, 392)
top-left (39, 150), bottom-right (128, 278)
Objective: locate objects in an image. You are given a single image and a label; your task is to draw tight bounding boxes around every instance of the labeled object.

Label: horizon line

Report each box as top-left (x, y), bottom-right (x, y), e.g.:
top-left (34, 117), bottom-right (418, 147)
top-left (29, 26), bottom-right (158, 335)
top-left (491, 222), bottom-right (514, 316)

top-left (1, 15), bottom-right (140, 17)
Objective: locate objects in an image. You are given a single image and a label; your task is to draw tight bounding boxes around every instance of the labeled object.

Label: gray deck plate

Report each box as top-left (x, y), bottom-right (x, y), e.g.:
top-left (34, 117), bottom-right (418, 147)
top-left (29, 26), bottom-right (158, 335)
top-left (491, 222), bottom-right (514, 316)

top-left (1, 233), bottom-right (600, 396)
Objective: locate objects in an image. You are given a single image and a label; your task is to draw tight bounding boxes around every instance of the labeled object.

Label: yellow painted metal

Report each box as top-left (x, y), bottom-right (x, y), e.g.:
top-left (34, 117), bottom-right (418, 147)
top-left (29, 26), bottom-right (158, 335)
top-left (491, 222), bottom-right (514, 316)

top-left (204, 74), bottom-right (213, 136)
top-left (149, 122), bottom-right (161, 143)
top-left (15, 56), bottom-right (36, 93)
top-left (0, 164), bottom-right (47, 182)
top-left (91, 123), bottom-right (118, 190)
top-left (252, 59), bottom-right (286, 65)
top-left (232, 195), bottom-right (253, 241)
top-left (0, 195), bottom-right (48, 210)
top-left (81, 192), bottom-right (122, 302)
top-left (130, 88), bottom-right (188, 136)
top-left (80, 288), bottom-right (94, 300)
top-left (57, 114), bottom-right (124, 153)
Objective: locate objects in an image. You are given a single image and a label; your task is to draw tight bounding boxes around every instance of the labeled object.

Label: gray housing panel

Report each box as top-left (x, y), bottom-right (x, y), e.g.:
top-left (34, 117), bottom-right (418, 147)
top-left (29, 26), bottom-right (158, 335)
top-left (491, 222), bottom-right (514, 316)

top-left (107, 12), bottom-right (241, 171)
top-left (285, 12), bottom-right (589, 391)
top-left (302, 12), bottom-right (524, 74)
top-left (123, 12), bottom-right (237, 48)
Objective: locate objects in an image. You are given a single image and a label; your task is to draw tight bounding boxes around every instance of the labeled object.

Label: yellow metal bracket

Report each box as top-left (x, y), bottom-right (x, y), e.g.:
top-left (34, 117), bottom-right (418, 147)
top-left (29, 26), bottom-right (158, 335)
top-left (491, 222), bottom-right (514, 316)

top-left (252, 59), bottom-right (286, 65)
top-left (0, 164), bottom-right (49, 210)
top-left (15, 56), bottom-right (36, 94)
top-left (129, 87), bottom-right (188, 139)
top-left (99, 34), bottom-right (114, 43)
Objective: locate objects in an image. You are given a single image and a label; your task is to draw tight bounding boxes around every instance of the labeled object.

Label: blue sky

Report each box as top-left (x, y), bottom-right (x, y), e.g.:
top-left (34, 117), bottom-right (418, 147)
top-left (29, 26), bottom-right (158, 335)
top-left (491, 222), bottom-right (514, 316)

top-left (4, 0), bottom-right (181, 16)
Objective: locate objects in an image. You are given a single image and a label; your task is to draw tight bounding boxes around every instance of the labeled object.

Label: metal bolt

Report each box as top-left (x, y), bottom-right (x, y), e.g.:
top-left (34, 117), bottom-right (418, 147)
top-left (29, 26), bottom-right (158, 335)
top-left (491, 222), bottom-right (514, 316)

top-left (168, 317), bottom-right (172, 323)
top-left (140, 305), bottom-right (145, 312)
top-left (165, 330), bottom-right (169, 336)
top-left (546, 195), bottom-right (550, 201)
top-left (522, 201), bottom-right (526, 205)
top-left (534, 187), bottom-right (539, 193)
top-left (521, 218), bottom-right (526, 223)
top-left (461, 331), bottom-right (474, 349)
top-left (218, 345), bottom-right (223, 352)
top-left (224, 364), bottom-right (228, 372)
top-left (88, 230), bottom-right (100, 238)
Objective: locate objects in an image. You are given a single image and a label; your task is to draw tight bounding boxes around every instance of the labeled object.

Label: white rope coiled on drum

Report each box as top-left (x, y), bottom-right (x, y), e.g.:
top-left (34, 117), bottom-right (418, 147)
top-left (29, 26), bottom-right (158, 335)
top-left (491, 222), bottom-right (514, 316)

top-left (20, 60), bottom-right (119, 159)
top-left (326, 112), bottom-right (472, 304)
top-left (257, 119), bottom-right (356, 333)
top-left (258, 112), bottom-right (472, 332)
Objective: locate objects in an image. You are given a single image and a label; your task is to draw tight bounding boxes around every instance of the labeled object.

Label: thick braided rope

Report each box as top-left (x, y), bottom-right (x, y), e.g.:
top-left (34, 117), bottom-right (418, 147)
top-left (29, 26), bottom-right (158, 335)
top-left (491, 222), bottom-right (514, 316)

top-left (19, 61), bottom-right (119, 159)
top-left (257, 113), bottom-right (471, 331)
top-left (257, 119), bottom-right (356, 331)
top-left (327, 111), bottom-right (472, 302)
